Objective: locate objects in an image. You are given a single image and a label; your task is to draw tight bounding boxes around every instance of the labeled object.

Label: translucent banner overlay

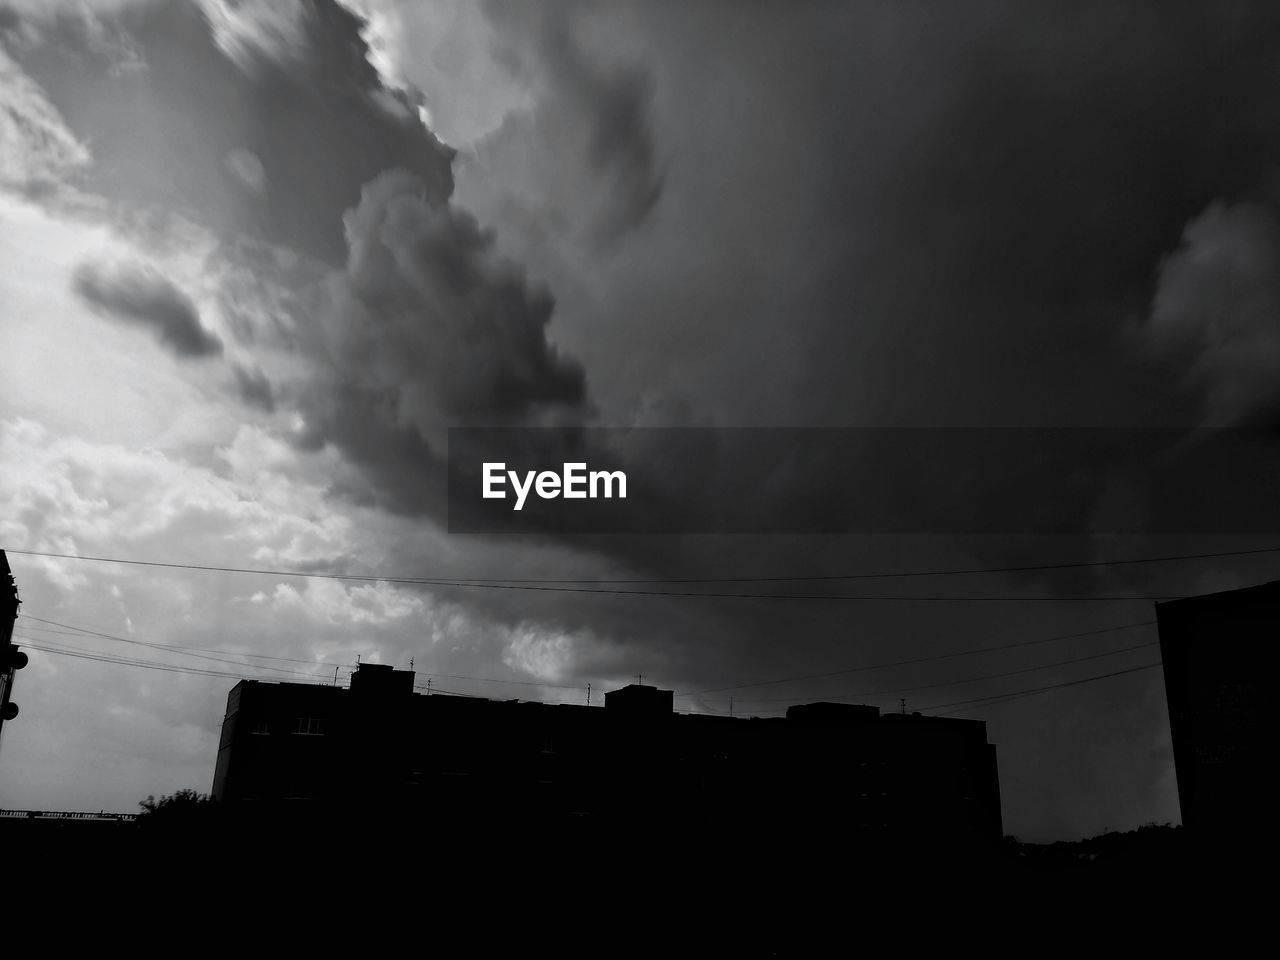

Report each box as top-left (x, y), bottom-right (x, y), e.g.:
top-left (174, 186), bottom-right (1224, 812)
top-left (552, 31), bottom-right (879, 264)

top-left (446, 427), bottom-right (1280, 535)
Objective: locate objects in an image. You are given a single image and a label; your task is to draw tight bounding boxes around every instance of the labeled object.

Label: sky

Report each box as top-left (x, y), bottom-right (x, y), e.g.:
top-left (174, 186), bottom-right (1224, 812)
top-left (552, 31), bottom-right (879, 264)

top-left (3, 0), bottom-right (1280, 841)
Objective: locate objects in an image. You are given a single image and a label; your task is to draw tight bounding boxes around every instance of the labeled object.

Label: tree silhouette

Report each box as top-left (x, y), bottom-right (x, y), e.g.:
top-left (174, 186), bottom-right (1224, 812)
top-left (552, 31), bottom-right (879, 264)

top-left (137, 788), bottom-right (219, 833)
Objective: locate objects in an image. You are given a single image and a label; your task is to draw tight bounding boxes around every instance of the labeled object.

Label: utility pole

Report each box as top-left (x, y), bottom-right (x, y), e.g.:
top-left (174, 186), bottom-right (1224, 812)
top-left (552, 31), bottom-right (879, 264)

top-left (0, 550), bottom-right (27, 751)
top-left (586, 682), bottom-right (591, 706)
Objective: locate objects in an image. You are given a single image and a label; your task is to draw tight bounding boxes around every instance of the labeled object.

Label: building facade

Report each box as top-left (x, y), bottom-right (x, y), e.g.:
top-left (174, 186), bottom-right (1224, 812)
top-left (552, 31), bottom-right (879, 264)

top-left (1156, 581), bottom-right (1272, 839)
top-left (213, 662), bottom-right (1002, 845)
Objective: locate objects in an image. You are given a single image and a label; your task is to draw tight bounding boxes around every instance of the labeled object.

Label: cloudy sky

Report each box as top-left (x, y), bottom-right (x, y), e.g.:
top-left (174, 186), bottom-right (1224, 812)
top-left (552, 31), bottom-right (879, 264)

top-left (3, 0), bottom-right (1280, 841)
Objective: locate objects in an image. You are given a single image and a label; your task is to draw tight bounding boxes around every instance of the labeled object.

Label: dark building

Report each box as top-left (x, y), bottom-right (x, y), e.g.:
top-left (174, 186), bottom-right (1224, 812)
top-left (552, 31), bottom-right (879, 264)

top-left (0, 551), bottom-right (16, 647)
top-left (0, 550), bottom-right (25, 743)
top-left (213, 663), bottom-right (1001, 847)
top-left (1156, 581), bottom-right (1272, 839)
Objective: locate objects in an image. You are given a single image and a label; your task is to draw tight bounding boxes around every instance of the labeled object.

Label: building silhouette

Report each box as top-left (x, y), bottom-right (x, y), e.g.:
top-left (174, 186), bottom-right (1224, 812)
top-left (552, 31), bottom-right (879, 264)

top-left (212, 662), bottom-right (1001, 846)
top-left (1156, 581), bottom-right (1272, 840)
top-left (0, 550), bottom-right (25, 745)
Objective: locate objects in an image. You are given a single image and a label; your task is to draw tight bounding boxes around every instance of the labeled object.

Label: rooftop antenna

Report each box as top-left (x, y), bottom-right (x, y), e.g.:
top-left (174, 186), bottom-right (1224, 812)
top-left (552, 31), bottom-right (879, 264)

top-left (427, 677), bottom-right (432, 696)
top-left (900, 698), bottom-right (907, 715)
top-left (333, 665), bottom-right (338, 687)
top-left (586, 682), bottom-right (591, 706)
top-left (637, 673), bottom-right (643, 687)
top-left (410, 656), bottom-right (414, 671)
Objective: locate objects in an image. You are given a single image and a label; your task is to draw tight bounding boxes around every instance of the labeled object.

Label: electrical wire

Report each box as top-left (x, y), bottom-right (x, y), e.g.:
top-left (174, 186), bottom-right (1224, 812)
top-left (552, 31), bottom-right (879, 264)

top-left (917, 662), bottom-right (1163, 715)
top-left (8, 542), bottom-right (1280, 584)
top-left (674, 618), bottom-right (1156, 697)
top-left (703, 639), bottom-right (1159, 703)
top-left (17, 615), bottom-right (343, 679)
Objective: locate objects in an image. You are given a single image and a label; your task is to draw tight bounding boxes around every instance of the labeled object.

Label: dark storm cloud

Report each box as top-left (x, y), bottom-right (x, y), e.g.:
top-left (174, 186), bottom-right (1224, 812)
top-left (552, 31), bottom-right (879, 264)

top-left (442, 2), bottom-right (1280, 546)
top-left (784, 2), bottom-right (1280, 430)
top-left (72, 259), bottom-right (222, 359)
top-left (7, 0), bottom-right (454, 264)
top-left (337, 169), bottom-right (585, 419)
top-left (285, 168), bottom-right (588, 515)
top-left (219, 0), bottom-right (1280, 591)
top-left (454, 1), bottom-right (1280, 437)
top-left (461, 0), bottom-right (664, 248)
top-left (431, 0), bottom-right (1280, 840)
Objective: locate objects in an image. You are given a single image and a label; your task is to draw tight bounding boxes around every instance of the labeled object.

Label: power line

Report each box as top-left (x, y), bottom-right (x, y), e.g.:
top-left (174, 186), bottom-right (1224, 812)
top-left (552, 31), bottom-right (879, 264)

top-left (413, 672), bottom-right (586, 691)
top-left (23, 610), bottom-right (594, 700)
top-left (413, 683), bottom-right (594, 705)
top-left (674, 619), bottom-right (1156, 697)
top-left (917, 662), bottom-right (1163, 715)
top-left (8, 543), bottom-right (1280, 585)
top-left (19, 617), bottom-right (1160, 715)
top-left (15, 632), bottom-right (336, 683)
top-left (14, 638), bottom-right (340, 685)
top-left (575, 544), bottom-right (1280, 584)
top-left (3, 551), bottom-right (1189, 602)
top-left (20, 615), bottom-right (349, 668)
top-left (18, 615), bottom-right (341, 679)
top-left (20, 636), bottom-right (595, 707)
top-left (412, 685), bottom-right (482, 698)
top-left (14, 607), bottom-right (1167, 718)
top-left (12, 638), bottom-right (1165, 719)
top-left (13, 636), bottom-right (594, 709)
top-left (711, 639), bottom-right (1159, 703)
top-left (16, 627), bottom-right (330, 681)
top-left (15, 634), bottom-right (247, 676)
top-left (21, 613), bottom-right (598, 696)
top-left (706, 660), bottom-right (1166, 719)
top-left (292, 581), bottom-right (1182, 603)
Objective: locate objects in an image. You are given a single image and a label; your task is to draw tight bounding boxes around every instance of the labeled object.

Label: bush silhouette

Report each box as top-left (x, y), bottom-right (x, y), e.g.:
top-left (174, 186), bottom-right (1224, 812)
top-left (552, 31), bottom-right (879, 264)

top-left (137, 789), bottom-right (220, 833)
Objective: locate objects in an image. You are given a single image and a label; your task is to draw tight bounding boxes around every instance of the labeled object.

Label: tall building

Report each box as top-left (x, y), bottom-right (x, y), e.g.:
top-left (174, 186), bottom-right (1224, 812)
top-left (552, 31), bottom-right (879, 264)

top-left (212, 662), bottom-right (1002, 845)
top-left (0, 550), bottom-right (26, 744)
top-left (1156, 581), bottom-right (1272, 838)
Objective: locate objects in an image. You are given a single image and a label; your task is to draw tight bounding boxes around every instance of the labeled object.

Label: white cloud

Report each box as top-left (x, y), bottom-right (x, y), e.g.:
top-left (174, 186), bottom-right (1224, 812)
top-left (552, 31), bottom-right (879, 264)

top-left (338, 0), bottom-right (531, 146)
top-left (0, 419), bottom-right (346, 578)
top-left (198, 0), bottom-right (309, 74)
top-left (256, 579), bottom-right (425, 626)
top-left (502, 622), bottom-right (578, 682)
top-left (1143, 201), bottom-right (1280, 424)
top-left (0, 43), bottom-right (91, 194)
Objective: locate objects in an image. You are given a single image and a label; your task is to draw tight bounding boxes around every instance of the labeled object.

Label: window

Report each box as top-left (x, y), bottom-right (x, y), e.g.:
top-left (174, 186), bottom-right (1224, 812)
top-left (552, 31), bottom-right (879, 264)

top-left (292, 717), bottom-right (325, 736)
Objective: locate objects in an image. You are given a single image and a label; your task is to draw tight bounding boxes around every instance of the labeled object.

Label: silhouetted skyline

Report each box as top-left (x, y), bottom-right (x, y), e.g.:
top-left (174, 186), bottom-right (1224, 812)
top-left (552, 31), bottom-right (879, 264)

top-left (211, 664), bottom-right (1003, 845)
